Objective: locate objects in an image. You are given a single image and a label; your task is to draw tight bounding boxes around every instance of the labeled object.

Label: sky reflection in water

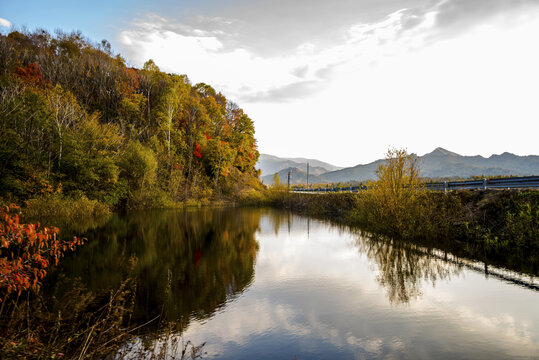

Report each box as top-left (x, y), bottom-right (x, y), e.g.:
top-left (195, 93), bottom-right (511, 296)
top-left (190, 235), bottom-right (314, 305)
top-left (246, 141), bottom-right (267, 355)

top-left (176, 209), bottom-right (539, 359)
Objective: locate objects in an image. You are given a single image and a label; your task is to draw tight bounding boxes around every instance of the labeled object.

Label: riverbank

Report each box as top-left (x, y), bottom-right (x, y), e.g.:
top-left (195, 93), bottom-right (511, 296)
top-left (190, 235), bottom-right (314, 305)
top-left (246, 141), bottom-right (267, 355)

top-left (243, 189), bottom-right (538, 275)
top-left (9, 193), bottom-right (240, 232)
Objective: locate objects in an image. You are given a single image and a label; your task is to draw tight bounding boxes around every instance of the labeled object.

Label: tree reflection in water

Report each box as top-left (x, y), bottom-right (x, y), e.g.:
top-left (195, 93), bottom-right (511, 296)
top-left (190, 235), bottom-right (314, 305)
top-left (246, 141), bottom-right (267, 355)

top-left (55, 208), bottom-right (260, 332)
top-left (355, 231), bottom-right (462, 304)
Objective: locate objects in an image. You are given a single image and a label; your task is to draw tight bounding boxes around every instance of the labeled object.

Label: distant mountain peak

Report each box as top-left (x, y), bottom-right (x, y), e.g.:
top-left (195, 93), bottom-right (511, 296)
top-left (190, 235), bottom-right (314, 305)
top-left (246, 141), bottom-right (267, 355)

top-left (427, 147), bottom-right (460, 157)
top-left (495, 151), bottom-right (516, 157)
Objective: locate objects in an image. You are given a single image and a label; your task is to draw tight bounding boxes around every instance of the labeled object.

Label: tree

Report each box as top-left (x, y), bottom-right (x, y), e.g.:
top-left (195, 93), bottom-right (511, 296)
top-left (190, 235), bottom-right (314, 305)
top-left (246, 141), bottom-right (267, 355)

top-left (118, 141), bottom-right (157, 193)
top-left (371, 148), bottom-right (423, 234)
top-left (203, 139), bottom-right (235, 191)
top-left (158, 75), bottom-right (189, 162)
top-left (375, 148), bottom-right (421, 204)
top-left (273, 173), bottom-right (281, 187)
top-left (60, 112), bottom-right (122, 203)
top-left (46, 85), bottom-right (83, 168)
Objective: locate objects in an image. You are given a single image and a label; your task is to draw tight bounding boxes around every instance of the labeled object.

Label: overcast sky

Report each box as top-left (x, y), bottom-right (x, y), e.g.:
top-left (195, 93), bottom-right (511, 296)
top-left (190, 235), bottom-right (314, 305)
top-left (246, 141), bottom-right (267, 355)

top-left (2, 0), bottom-right (539, 166)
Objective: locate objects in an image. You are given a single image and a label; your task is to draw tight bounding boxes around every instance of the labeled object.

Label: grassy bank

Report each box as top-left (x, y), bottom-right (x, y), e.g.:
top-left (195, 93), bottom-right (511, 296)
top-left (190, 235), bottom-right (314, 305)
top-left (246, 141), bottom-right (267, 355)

top-left (5, 191), bottom-right (240, 233)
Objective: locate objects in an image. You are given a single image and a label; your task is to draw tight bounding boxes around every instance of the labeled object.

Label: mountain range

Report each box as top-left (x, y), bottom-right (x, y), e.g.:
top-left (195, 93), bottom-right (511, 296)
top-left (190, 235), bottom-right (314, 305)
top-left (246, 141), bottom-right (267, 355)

top-left (257, 148), bottom-right (539, 185)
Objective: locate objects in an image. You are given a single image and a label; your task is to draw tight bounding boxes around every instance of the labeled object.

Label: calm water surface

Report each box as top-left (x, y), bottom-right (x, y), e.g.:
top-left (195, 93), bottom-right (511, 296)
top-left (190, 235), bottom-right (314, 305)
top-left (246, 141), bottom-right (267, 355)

top-left (58, 208), bottom-right (539, 359)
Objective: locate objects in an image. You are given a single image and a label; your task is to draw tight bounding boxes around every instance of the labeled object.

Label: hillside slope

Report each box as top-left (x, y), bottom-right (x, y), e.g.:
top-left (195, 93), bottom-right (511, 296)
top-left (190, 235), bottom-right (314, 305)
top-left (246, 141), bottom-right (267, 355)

top-left (264, 148), bottom-right (539, 184)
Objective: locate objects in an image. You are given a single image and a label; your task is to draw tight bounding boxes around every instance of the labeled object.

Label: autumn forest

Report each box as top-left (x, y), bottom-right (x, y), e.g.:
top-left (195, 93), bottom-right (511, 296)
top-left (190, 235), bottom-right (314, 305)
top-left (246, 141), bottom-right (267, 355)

top-left (0, 29), bottom-right (262, 210)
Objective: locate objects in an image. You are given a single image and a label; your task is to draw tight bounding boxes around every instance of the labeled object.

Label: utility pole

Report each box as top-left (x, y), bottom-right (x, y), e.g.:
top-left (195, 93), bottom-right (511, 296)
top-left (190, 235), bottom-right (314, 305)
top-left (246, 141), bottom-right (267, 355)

top-left (306, 163), bottom-right (309, 189)
top-left (287, 170), bottom-right (291, 191)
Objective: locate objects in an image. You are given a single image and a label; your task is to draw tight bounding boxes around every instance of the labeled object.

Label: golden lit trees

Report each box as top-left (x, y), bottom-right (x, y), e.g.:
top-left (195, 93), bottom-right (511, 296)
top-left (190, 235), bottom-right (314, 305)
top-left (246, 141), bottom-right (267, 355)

top-left (371, 148), bottom-right (423, 236)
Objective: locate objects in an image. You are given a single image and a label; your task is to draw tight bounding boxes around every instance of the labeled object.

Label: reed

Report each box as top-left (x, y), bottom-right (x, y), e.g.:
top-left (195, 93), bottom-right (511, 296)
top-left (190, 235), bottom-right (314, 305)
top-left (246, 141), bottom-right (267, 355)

top-left (24, 194), bottom-right (111, 221)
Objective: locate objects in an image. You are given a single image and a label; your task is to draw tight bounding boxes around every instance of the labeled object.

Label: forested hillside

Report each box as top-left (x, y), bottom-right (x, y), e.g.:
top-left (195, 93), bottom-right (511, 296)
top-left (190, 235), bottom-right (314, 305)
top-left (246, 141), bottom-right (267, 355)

top-left (0, 30), bottom-right (261, 209)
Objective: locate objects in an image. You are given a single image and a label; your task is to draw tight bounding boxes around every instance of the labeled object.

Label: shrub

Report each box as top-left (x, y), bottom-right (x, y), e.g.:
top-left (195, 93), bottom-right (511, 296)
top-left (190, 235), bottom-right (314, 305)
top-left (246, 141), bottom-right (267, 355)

top-left (0, 204), bottom-right (84, 299)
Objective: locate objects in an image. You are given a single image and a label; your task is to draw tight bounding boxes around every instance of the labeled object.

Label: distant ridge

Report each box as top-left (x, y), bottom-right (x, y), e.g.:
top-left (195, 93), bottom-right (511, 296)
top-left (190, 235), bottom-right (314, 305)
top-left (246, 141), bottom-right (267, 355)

top-left (260, 167), bottom-right (327, 185)
top-left (257, 154), bottom-right (342, 178)
top-left (261, 148), bottom-right (539, 185)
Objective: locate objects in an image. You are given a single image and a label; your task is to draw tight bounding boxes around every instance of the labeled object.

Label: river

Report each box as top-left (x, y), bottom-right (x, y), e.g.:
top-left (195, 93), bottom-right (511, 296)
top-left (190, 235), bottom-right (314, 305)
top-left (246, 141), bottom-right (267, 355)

top-left (53, 207), bottom-right (539, 359)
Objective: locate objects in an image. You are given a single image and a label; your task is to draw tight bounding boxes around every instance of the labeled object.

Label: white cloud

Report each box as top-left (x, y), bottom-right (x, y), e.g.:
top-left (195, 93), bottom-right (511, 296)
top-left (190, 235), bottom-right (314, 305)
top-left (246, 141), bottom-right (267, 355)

top-left (119, 18), bottom-right (302, 97)
top-left (117, 8), bottom-right (427, 104)
top-left (0, 18), bottom-right (12, 28)
top-left (117, 1), bottom-right (539, 165)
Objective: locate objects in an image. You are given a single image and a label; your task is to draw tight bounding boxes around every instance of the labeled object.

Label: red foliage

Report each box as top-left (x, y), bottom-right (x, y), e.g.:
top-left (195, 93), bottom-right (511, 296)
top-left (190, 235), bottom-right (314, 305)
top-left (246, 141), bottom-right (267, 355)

top-left (0, 204), bottom-right (84, 298)
top-left (194, 250), bottom-right (202, 266)
top-left (204, 133), bottom-right (211, 140)
top-left (194, 142), bottom-right (203, 159)
top-left (14, 63), bottom-right (49, 87)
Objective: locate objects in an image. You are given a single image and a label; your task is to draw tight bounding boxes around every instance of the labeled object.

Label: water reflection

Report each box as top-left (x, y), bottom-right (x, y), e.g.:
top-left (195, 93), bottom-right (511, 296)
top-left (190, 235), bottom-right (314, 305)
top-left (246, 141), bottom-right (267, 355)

top-left (55, 208), bottom-right (260, 331)
top-left (46, 208), bottom-right (539, 359)
top-left (178, 209), bottom-right (538, 359)
top-left (356, 232), bottom-right (461, 304)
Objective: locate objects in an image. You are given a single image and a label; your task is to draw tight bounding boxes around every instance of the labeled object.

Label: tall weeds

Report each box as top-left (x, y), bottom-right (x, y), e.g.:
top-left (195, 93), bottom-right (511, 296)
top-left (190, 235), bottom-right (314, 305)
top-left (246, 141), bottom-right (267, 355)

top-left (24, 194), bottom-right (111, 221)
top-left (0, 274), bottom-right (137, 359)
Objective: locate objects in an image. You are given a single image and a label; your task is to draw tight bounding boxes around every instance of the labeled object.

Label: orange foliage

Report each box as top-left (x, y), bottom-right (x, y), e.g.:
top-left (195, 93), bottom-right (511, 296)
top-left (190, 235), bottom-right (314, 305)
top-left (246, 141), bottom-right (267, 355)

top-left (0, 204), bottom-right (84, 299)
top-left (15, 63), bottom-right (50, 87)
top-left (117, 67), bottom-right (140, 96)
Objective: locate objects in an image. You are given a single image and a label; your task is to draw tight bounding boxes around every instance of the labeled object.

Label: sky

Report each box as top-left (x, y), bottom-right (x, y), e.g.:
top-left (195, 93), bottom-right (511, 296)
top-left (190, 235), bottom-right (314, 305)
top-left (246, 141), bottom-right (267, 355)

top-left (2, 0), bottom-right (539, 167)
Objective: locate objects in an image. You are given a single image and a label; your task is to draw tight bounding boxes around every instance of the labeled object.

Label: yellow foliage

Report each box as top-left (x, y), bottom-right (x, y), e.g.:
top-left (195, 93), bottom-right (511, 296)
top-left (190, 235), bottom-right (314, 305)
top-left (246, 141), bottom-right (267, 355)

top-left (369, 148), bottom-right (425, 236)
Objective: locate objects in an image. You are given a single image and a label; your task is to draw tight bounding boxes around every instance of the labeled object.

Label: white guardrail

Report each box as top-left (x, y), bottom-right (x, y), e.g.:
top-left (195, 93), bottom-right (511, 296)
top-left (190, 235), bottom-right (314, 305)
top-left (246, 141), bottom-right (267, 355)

top-left (292, 176), bottom-right (539, 193)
